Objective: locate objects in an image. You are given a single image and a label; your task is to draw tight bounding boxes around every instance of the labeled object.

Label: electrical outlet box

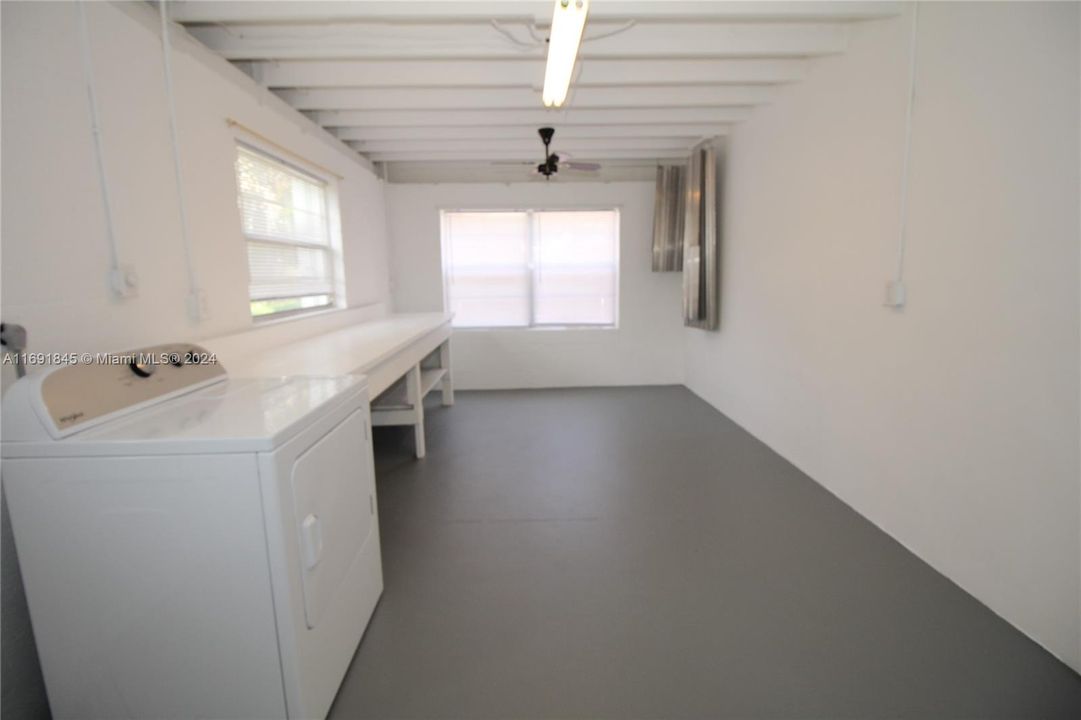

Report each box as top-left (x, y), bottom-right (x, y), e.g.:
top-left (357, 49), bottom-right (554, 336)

top-left (109, 265), bottom-right (139, 299)
top-left (885, 280), bottom-right (906, 309)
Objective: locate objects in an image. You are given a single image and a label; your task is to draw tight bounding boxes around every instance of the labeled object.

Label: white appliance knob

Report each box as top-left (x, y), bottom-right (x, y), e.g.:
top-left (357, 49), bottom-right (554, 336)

top-left (129, 358), bottom-right (155, 378)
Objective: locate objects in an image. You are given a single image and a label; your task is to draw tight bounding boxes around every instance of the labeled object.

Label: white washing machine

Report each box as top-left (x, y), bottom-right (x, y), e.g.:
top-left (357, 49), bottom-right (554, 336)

top-left (1, 343), bottom-right (383, 719)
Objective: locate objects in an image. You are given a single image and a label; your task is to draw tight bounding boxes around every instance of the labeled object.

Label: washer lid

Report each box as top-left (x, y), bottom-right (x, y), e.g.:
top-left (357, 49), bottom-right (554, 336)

top-left (2, 376), bottom-right (366, 458)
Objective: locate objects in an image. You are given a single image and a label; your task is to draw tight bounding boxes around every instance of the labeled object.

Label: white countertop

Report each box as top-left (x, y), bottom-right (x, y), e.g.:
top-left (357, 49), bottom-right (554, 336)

top-left (206, 312), bottom-right (452, 379)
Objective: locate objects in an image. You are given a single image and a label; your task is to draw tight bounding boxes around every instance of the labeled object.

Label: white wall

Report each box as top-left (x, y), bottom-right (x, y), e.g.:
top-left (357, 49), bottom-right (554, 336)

top-left (386, 182), bottom-right (685, 389)
top-left (0, 1), bottom-right (392, 373)
top-left (685, 2), bottom-right (1080, 671)
top-left (0, 3), bottom-right (393, 714)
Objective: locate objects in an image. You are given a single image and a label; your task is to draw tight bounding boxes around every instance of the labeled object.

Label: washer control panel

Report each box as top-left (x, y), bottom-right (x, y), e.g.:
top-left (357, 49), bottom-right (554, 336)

top-left (39, 343), bottom-right (226, 436)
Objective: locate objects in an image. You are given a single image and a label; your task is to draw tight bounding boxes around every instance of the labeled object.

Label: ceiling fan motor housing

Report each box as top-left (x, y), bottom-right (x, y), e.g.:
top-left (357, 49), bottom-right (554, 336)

top-left (538, 127), bottom-right (558, 177)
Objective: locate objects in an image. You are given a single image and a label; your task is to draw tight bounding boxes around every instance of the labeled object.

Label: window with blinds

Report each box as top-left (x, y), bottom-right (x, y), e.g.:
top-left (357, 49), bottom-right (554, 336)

top-left (234, 144), bottom-right (336, 319)
top-left (441, 209), bottom-right (619, 328)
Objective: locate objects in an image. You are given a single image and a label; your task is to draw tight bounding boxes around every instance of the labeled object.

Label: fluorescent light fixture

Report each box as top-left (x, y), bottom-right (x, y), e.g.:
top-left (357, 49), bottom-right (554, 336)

top-left (542, 0), bottom-right (590, 108)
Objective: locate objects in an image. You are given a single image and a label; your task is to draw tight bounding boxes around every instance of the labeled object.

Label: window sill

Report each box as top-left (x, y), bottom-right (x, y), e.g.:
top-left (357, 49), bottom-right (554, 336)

top-left (454, 325), bottom-right (619, 332)
top-left (252, 305), bottom-right (345, 327)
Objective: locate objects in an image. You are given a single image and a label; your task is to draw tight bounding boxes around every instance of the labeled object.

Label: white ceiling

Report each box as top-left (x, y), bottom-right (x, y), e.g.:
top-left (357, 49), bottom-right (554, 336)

top-left (173, 1), bottom-right (900, 181)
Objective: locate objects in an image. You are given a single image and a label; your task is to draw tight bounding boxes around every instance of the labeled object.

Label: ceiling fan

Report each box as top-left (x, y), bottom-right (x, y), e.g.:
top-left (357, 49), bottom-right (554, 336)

top-left (535, 127), bottom-right (600, 178)
top-left (493, 127), bottom-right (601, 179)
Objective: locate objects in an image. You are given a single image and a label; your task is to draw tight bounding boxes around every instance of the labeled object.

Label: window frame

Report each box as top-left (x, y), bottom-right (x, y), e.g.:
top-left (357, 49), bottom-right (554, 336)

top-left (440, 206), bottom-right (621, 331)
top-left (232, 138), bottom-right (346, 323)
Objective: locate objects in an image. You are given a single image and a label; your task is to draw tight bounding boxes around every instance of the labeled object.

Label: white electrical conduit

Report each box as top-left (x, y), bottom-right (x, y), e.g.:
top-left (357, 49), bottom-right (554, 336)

top-left (77, 3), bottom-right (122, 275)
top-left (159, 1), bottom-right (202, 318)
top-left (490, 20), bottom-right (542, 48)
top-left (582, 20), bottom-right (636, 43)
top-left (893, 3), bottom-right (920, 288)
top-left (489, 18), bottom-right (637, 49)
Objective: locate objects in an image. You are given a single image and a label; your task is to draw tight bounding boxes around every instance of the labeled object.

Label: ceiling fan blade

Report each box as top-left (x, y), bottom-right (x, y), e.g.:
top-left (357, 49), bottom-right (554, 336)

top-left (490, 160), bottom-right (539, 166)
top-left (563, 161), bottom-right (601, 171)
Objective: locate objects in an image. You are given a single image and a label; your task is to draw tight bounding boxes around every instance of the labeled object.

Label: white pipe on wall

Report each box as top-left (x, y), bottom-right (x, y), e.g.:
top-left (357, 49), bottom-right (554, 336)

top-left (887, 2), bottom-right (920, 309)
top-left (77, 3), bottom-right (124, 285)
top-left (158, 1), bottom-right (205, 321)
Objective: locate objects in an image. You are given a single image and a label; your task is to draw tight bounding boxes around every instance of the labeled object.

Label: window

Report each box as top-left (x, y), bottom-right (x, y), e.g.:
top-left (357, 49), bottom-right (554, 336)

top-left (441, 209), bottom-right (619, 328)
top-left (234, 144), bottom-right (337, 319)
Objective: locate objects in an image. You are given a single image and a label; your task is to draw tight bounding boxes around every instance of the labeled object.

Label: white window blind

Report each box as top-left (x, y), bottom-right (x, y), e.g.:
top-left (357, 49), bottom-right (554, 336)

top-left (234, 144), bottom-right (335, 318)
top-left (442, 209), bottom-right (619, 328)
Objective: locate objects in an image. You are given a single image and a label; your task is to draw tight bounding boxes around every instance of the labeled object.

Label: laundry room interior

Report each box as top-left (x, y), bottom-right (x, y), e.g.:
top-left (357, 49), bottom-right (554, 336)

top-left (1, 1), bottom-right (1079, 718)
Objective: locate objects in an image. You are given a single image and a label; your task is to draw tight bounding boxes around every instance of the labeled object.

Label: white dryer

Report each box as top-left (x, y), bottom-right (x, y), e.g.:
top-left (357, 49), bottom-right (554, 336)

top-left (1, 343), bottom-right (383, 719)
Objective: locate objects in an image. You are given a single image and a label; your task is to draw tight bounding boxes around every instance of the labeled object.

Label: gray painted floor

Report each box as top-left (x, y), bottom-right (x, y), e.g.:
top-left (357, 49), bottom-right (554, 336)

top-left (330, 387), bottom-right (1081, 719)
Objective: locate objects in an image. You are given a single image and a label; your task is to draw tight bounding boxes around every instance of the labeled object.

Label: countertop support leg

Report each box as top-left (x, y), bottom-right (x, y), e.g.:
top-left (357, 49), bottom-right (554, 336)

top-left (406, 364), bottom-right (426, 459)
top-left (439, 340), bottom-right (454, 407)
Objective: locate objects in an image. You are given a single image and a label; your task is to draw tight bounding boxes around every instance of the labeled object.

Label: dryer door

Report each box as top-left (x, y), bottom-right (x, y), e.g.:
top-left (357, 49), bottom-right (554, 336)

top-left (259, 386), bottom-right (383, 720)
top-left (291, 409), bottom-right (374, 629)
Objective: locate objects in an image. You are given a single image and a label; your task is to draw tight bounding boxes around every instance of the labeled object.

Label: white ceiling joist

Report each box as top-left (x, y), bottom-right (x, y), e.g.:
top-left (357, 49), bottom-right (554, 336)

top-left (382, 161), bottom-right (667, 184)
top-left (332, 124), bottom-right (733, 141)
top-left (310, 106), bottom-right (753, 128)
top-left (350, 137), bottom-right (706, 154)
top-left (187, 22), bottom-right (850, 61)
top-left (277, 85), bottom-right (775, 111)
top-left (170, 1), bottom-right (902, 25)
top-left (174, 1), bottom-right (899, 176)
top-left (250, 58), bottom-right (810, 89)
top-left (363, 148), bottom-right (694, 162)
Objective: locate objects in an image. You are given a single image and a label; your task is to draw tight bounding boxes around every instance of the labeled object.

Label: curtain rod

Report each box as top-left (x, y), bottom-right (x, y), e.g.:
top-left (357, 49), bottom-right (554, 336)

top-left (226, 118), bottom-right (345, 180)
